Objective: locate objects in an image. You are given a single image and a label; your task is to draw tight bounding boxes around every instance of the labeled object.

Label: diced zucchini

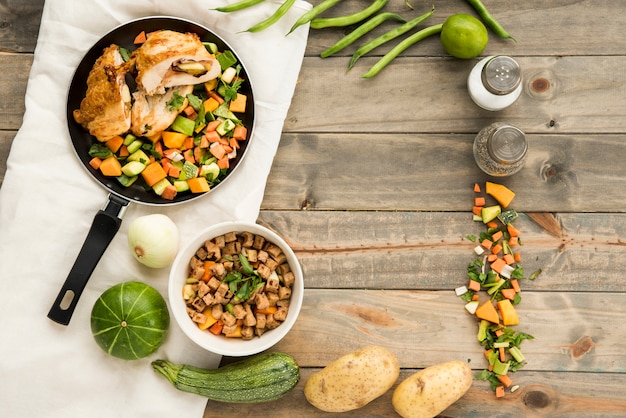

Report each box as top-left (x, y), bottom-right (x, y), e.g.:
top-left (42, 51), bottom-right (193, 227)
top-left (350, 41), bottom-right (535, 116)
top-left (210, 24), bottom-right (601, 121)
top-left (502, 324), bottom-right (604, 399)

top-left (481, 205), bottom-right (502, 224)
top-left (152, 178), bottom-right (172, 196)
top-left (127, 150), bottom-right (150, 165)
top-left (216, 119), bottom-right (236, 136)
top-left (221, 67), bottom-right (237, 84)
top-left (213, 103), bottom-right (239, 121)
top-left (126, 139), bottom-right (144, 154)
top-left (121, 161), bottom-right (147, 177)
top-left (497, 209), bottom-right (519, 225)
top-left (183, 161), bottom-right (199, 180)
top-left (171, 115), bottom-right (196, 137)
top-left (116, 174), bottom-right (137, 187)
top-left (123, 133), bottom-right (137, 146)
top-left (203, 42), bottom-right (218, 54)
top-left (173, 180), bottom-right (190, 193)
top-left (199, 162), bottom-right (220, 181)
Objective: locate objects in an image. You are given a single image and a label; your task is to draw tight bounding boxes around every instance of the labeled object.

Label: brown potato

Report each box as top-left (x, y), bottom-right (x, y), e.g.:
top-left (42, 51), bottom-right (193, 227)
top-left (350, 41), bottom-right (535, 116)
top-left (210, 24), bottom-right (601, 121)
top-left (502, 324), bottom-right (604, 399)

top-left (392, 360), bottom-right (472, 418)
top-left (304, 345), bottom-right (400, 412)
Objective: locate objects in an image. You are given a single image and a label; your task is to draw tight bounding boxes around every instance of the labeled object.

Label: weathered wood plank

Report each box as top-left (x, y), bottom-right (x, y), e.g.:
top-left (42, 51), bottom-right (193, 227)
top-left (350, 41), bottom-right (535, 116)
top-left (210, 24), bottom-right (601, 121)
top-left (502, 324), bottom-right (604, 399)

top-left (257, 211), bottom-right (626, 292)
top-left (261, 133), bottom-right (626, 212)
top-left (0, 52), bottom-right (31, 130)
top-left (0, 131), bottom-right (13, 185)
top-left (205, 369), bottom-right (626, 418)
top-left (285, 56), bottom-right (626, 134)
top-left (0, 0), bottom-right (43, 53)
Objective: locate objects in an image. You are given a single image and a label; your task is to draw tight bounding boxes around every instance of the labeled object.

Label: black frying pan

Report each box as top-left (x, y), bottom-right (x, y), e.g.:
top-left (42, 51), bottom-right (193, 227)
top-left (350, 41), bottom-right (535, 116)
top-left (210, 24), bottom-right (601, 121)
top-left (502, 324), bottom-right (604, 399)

top-left (48, 16), bottom-right (255, 325)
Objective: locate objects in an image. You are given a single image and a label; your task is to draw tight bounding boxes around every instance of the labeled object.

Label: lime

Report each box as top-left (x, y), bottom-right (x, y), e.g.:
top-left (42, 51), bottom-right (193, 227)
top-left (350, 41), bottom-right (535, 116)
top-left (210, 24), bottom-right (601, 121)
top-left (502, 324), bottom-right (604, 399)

top-left (440, 14), bottom-right (488, 59)
top-left (90, 281), bottom-right (170, 360)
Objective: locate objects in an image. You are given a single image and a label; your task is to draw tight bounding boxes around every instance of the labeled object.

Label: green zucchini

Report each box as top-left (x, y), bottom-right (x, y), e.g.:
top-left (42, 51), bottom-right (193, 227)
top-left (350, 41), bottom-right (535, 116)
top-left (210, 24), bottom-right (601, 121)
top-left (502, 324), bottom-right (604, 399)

top-left (151, 352), bottom-right (299, 403)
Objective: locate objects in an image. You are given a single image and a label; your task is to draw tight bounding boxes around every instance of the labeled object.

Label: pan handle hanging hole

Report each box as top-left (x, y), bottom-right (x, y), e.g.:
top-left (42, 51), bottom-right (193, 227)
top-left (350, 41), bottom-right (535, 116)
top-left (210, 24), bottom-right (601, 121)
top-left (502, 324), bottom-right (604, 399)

top-left (59, 290), bottom-right (76, 311)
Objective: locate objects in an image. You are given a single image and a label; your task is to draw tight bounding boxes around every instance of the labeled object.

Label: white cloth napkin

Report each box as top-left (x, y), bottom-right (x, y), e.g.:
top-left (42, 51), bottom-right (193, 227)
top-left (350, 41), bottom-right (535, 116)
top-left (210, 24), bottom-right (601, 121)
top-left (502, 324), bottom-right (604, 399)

top-left (0, 0), bottom-right (310, 417)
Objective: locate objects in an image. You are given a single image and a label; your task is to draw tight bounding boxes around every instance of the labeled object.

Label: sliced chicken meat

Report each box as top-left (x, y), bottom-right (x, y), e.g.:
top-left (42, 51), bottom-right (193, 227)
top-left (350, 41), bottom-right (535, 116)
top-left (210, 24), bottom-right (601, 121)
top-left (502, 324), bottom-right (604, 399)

top-left (133, 30), bottom-right (221, 95)
top-left (73, 44), bottom-right (131, 142)
top-left (130, 84), bottom-right (193, 138)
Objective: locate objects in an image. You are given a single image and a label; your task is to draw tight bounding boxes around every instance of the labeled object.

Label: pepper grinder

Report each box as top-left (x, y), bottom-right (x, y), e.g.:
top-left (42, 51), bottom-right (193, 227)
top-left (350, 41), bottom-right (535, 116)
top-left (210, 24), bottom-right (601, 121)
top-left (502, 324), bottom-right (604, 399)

top-left (468, 56), bottom-right (522, 111)
top-left (473, 122), bottom-right (528, 176)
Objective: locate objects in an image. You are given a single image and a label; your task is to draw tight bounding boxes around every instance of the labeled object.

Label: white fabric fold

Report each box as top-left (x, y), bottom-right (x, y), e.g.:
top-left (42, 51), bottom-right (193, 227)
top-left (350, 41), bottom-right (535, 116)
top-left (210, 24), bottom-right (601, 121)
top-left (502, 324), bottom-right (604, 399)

top-left (0, 0), bottom-right (310, 417)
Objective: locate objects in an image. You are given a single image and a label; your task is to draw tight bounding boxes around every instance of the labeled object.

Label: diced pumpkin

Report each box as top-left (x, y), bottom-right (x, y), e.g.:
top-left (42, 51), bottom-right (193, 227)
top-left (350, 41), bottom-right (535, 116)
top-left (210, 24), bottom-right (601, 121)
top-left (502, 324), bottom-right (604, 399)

top-left (228, 93), bottom-right (247, 113)
top-left (141, 161), bottom-right (167, 187)
top-left (187, 177), bottom-right (210, 193)
top-left (486, 182), bottom-right (516, 208)
top-left (99, 156), bottom-right (122, 177)
top-left (475, 301), bottom-right (500, 324)
top-left (198, 308), bottom-right (218, 330)
top-left (162, 131), bottom-right (188, 149)
top-left (497, 299), bottom-right (519, 325)
top-left (203, 97), bottom-right (220, 113)
top-left (105, 135), bottom-right (124, 153)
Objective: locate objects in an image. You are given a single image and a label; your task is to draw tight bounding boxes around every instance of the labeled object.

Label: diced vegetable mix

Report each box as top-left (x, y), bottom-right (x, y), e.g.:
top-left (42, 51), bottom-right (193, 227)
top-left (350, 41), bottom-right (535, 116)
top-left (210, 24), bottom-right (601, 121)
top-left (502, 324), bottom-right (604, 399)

top-left (87, 34), bottom-right (250, 200)
top-left (457, 182), bottom-right (542, 397)
top-left (183, 231), bottom-right (295, 340)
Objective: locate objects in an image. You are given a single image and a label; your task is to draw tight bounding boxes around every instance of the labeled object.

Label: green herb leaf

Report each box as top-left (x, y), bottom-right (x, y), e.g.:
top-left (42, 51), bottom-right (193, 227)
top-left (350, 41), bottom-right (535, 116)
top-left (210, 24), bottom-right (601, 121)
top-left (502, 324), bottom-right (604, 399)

top-left (88, 144), bottom-right (113, 159)
top-left (167, 91), bottom-right (186, 111)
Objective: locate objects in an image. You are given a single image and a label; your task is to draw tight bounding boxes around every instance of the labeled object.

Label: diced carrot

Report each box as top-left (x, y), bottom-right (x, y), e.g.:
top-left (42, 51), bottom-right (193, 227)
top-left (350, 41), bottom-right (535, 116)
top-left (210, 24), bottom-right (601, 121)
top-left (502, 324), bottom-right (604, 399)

top-left (99, 156), bottom-right (122, 177)
top-left (146, 133), bottom-right (162, 143)
top-left (490, 258), bottom-right (507, 274)
top-left (501, 288), bottom-right (516, 301)
top-left (154, 140), bottom-right (163, 157)
top-left (473, 206), bottom-right (484, 216)
top-left (133, 30), bottom-right (147, 44)
top-left (201, 261), bottom-right (216, 281)
top-left (218, 135), bottom-right (230, 146)
top-left (514, 252), bottom-right (521, 263)
top-left (495, 385), bottom-right (505, 398)
top-left (484, 349), bottom-right (493, 360)
top-left (491, 230), bottom-right (503, 242)
top-left (105, 135), bottom-right (124, 153)
top-left (487, 221), bottom-right (498, 229)
top-left (222, 144), bottom-right (233, 154)
top-left (208, 319), bottom-right (224, 335)
top-left (118, 145), bottom-right (130, 158)
top-left (209, 142), bottom-right (226, 160)
top-left (232, 125), bottom-right (247, 141)
top-left (141, 161), bottom-right (167, 187)
top-left (487, 253), bottom-right (498, 262)
top-left (194, 146), bottom-right (205, 162)
top-left (499, 346), bottom-right (506, 362)
top-left (472, 294), bottom-right (479, 301)
top-left (205, 120), bottom-right (222, 132)
top-left (497, 374), bottom-right (513, 388)
top-left (468, 280), bottom-right (481, 292)
top-left (203, 97), bottom-right (220, 113)
top-left (481, 239), bottom-right (493, 250)
top-left (495, 329), bottom-right (504, 337)
top-left (492, 244), bottom-right (503, 255)
top-left (199, 135), bottom-right (210, 149)
top-left (507, 224), bottom-right (521, 237)
top-left (161, 185), bottom-right (178, 200)
top-left (168, 165), bottom-right (181, 178)
top-left (229, 137), bottom-right (240, 149)
top-left (204, 130), bottom-right (221, 144)
top-left (510, 279), bottom-right (521, 293)
top-left (183, 105), bottom-right (196, 117)
top-left (508, 236), bottom-right (519, 247)
top-left (503, 254), bottom-right (515, 265)
top-left (89, 157), bottom-right (102, 170)
top-left (474, 183), bottom-right (481, 193)
top-left (488, 364), bottom-right (494, 372)
top-left (181, 136), bottom-right (195, 151)
top-left (161, 157), bottom-right (172, 174)
top-left (217, 156), bottom-right (230, 169)
top-left (187, 177), bottom-right (210, 193)
top-left (255, 306), bottom-right (277, 315)
top-left (208, 90), bottom-right (225, 104)
top-left (228, 93), bottom-right (247, 113)
top-left (475, 197), bottom-right (486, 206)
top-left (183, 149), bottom-right (195, 164)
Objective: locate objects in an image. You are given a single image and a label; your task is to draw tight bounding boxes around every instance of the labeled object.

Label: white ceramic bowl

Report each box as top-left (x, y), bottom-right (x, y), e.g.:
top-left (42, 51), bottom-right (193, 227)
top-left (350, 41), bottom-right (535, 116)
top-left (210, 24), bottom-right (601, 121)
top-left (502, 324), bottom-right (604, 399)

top-left (169, 221), bottom-right (303, 356)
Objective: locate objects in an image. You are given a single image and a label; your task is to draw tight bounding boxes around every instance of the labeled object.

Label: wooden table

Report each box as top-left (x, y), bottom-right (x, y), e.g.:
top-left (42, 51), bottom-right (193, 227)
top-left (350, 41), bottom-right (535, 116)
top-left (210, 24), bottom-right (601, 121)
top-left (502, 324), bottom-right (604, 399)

top-left (2, 1), bottom-right (625, 416)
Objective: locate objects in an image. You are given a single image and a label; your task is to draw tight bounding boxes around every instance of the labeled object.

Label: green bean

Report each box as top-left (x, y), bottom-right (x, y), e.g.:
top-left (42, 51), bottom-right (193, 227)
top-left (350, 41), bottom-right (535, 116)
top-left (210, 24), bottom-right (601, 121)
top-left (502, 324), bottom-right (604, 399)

top-left (361, 23), bottom-right (442, 79)
top-left (213, 0), bottom-right (265, 13)
top-left (310, 0), bottom-right (389, 29)
top-left (287, 0), bottom-right (345, 35)
top-left (321, 13), bottom-right (406, 58)
top-left (348, 7), bottom-right (434, 70)
top-left (466, 0), bottom-right (515, 41)
top-left (243, 0), bottom-right (297, 32)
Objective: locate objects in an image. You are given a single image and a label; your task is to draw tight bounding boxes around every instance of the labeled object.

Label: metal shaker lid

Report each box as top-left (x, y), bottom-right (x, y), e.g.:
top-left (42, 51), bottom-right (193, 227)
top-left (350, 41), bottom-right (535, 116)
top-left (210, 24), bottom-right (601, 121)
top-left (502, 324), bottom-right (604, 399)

top-left (481, 56), bottom-right (521, 95)
top-left (488, 125), bottom-right (527, 164)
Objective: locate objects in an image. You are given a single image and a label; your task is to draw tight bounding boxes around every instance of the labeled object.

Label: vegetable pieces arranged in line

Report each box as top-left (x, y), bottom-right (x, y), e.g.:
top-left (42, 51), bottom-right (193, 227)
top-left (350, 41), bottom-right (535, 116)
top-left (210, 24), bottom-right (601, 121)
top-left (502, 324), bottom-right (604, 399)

top-left (456, 181), bottom-right (540, 398)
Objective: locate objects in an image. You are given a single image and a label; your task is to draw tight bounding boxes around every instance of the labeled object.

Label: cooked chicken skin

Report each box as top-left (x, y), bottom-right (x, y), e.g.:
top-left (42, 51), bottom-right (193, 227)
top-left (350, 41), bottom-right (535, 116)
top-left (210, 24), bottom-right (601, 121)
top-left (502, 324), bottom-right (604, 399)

top-left (130, 84), bottom-right (193, 138)
top-left (73, 44), bottom-right (131, 142)
top-left (133, 30), bottom-right (221, 95)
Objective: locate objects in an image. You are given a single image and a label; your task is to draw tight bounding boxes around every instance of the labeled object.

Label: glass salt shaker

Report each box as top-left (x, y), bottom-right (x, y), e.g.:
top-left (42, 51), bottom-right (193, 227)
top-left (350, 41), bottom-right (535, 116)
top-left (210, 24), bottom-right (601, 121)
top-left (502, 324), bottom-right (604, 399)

top-left (468, 56), bottom-right (522, 111)
top-left (473, 122), bottom-right (528, 176)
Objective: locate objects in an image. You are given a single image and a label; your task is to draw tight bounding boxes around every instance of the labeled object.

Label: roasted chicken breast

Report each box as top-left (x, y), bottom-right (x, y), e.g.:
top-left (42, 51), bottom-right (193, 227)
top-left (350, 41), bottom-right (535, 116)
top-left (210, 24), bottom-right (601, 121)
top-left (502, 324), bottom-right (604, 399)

top-left (133, 30), bottom-right (221, 95)
top-left (73, 44), bottom-right (131, 142)
top-left (130, 84), bottom-right (193, 138)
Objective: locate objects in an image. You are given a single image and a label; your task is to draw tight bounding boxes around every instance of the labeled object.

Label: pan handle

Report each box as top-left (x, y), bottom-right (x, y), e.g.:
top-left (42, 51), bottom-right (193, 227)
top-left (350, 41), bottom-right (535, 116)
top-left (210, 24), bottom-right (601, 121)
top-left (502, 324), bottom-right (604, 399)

top-left (47, 194), bottom-right (129, 325)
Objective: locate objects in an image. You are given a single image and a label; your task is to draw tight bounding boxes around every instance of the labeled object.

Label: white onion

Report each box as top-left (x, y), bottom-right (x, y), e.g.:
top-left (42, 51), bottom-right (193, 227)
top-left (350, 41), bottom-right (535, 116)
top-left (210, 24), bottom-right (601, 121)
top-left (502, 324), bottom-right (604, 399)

top-left (127, 214), bottom-right (179, 269)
